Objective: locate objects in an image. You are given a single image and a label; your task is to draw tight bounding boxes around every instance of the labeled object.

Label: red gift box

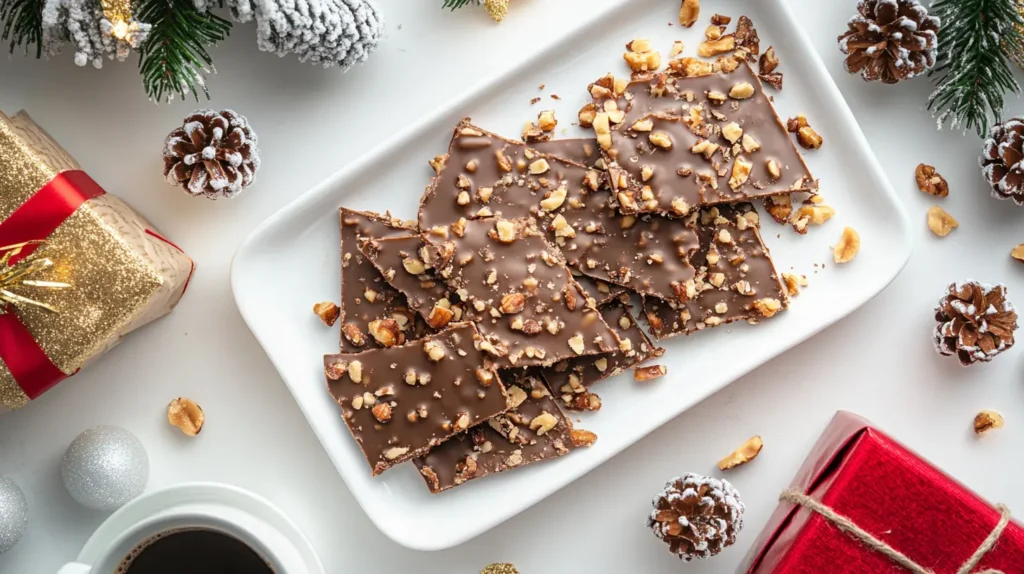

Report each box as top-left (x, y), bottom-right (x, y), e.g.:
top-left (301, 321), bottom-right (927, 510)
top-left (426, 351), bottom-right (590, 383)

top-left (745, 411), bottom-right (1024, 573)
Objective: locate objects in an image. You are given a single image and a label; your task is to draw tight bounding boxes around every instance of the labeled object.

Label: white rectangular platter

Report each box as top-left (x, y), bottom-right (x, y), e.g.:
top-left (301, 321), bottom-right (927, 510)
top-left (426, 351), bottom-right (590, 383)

top-left (231, 0), bottom-right (911, 552)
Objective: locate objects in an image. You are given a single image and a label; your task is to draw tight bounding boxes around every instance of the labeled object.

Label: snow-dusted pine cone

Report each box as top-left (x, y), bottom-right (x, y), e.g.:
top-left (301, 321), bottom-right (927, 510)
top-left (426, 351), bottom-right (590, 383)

top-left (647, 473), bottom-right (744, 561)
top-left (837, 0), bottom-right (939, 84)
top-left (163, 110), bottom-right (260, 200)
top-left (934, 281), bottom-right (1018, 366)
top-left (980, 117), bottom-right (1024, 205)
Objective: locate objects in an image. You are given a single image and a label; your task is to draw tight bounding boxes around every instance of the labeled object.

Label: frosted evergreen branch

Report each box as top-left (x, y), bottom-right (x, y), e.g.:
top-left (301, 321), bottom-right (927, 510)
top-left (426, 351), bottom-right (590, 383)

top-left (443, 0), bottom-right (479, 9)
top-left (136, 0), bottom-right (232, 102)
top-left (1, 0), bottom-right (44, 56)
top-left (928, 0), bottom-right (1023, 136)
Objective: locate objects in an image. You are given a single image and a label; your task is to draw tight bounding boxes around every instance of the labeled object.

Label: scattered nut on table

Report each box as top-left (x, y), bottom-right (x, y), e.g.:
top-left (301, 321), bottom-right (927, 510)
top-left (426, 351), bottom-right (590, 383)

top-left (167, 397), bottom-right (205, 436)
top-left (973, 410), bottom-right (1004, 435)
top-left (915, 163), bottom-right (949, 197)
top-left (926, 206), bottom-right (958, 237)
top-left (717, 435), bottom-right (763, 470)
top-left (313, 301), bottom-right (340, 326)
top-left (678, 0), bottom-right (699, 27)
top-left (1011, 244), bottom-right (1024, 263)
top-left (833, 227), bottom-right (860, 264)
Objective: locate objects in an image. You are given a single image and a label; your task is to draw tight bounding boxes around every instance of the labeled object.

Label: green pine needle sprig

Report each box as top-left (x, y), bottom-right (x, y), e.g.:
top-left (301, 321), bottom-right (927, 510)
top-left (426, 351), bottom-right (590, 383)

top-left (928, 0), bottom-right (1024, 136)
top-left (1, 0), bottom-right (44, 57)
top-left (136, 0), bottom-right (232, 103)
top-left (443, 0), bottom-right (480, 10)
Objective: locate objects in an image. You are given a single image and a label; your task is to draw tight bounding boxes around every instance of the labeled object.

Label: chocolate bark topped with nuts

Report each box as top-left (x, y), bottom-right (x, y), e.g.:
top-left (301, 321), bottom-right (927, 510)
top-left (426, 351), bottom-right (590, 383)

top-left (529, 138), bottom-right (603, 168)
top-left (573, 271), bottom-right (627, 307)
top-left (426, 217), bottom-right (620, 369)
top-left (357, 234), bottom-right (468, 331)
top-left (542, 296), bottom-right (661, 412)
top-left (419, 121), bottom-right (598, 234)
top-left (643, 204), bottom-right (787, 339)
top-left (324, 322), bottom-right (509, 475)
top-left (339, 209), bottom-right (425, 352)
top-left (591, 63), bottom-right (815, 213)
top-left (414, 371), bottom-right (587, 493)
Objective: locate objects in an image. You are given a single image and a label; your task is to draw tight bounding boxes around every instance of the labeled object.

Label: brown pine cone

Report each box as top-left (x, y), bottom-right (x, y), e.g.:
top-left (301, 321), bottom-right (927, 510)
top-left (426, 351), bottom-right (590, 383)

top-left (647, 473), bottom-right (744, 561)
top-left (163, 109), bottom-right (261, 199)
top-left (837, 0), bottom-right (939, 84)
top-left (980, 117), bottom-right (1024, 205)
top-left (934, 281), bottom-right (1018, 366)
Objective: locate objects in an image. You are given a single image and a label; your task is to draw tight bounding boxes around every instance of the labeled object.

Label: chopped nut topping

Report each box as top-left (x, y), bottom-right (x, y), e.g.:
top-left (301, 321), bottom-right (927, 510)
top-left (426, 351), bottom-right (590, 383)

top-left (741, 133), bottom-right (760, 153)
top-left (833, 227), bottom-right (860, 264)
top-left (974, 410), bottom-right (1004, 435)
top-left (368, 319), bottom-right (400, 348)
top-left (594, 112), bottom-right (612, 150)
top-left (927, 206), bottom-right (958, 237)
top-left (426, 304), bottom-right (455, 329)
top-left (476, 368), bottom-right (495, 387)
top-left (455, 412), bottom-right (470, 430)
top-left (348, 360), bottom-right (363, 384)
top-left (670, 40), bottom-right (685, 58)
top-left (753, 298), bottom-right (782, 318)
top-left (678, 0), bottom-right (699, 27)
top-left (781, 272), bottom-right (806, 296)
top-left (529, 158), bottom-right (550, 174)
top-left (698, 35), bottom-right (735, 57)
top-left (167, 397), bottom-right (205, 436)
top-left (428, 154), bottom-right (447, 174)
top-left (632, 118), bottom-right (654, 132)
top-left (341, 324), bottom-right (365, 347)
top-left (500, 292), bottom-right (527, 314)
top-left (402, 257), bottom-right (426, 275)
top-left (729, 156), bottom-right (753, 190)
top-left (570, 428), bottom-right (598, 447)
top-left (705, 24), bottom-right (723, 40)
top-left (766, 159), bottom-right (781, 181)
top-left (721, 122), bottom-right (743, 144)
top-left (717, 435), bottom-right (763, 470)
top-left (729, 82), bottom-right (755, 99)
top-left (385, 447), bottom-right (409, 461)
top-left (759, 45), bottom-right (779, 74)
top-left (915, 163), bottom-right (949, 197)
top-left (634, 365), bottom-right (668, 382)
top-left (351, 394), bottom-right (363, 410)
top-left (529, 412), bottom-right (559, 435)
top-left (578, 103), bottom-right (597, 128)
top-left (313, 301), bottom-right (340, 327)
top-left (325, 359), bottom-right (348, 380)
top-left (508, 385), bottom-right (528, 408)
top-left (495, 220), bottom-right (517, 243)
top-left (539, 186), bottom-right (567, 211)
top-left (537, 110), bottom-right (557, 132)
top-left (371, 402), bottom-right (392, 423)
top-left (787, 115), bottom-right (823, 149)
top-left (424, 340), bottom-right (446, 362)
top-left (649, 131), bottom-right (673, 149)
top-left (567, 334), bottom-right (585, 355)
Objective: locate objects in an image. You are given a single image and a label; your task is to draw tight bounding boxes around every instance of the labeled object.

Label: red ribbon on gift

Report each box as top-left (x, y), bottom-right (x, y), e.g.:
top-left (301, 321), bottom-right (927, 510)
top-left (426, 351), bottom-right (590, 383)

top-left (0, 170), bottom-right (193, 400)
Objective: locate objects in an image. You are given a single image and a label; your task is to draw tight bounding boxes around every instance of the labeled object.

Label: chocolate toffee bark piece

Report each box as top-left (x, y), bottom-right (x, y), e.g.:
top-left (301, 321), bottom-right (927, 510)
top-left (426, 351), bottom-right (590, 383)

top-left (324, 323), bottom-right (509, 476)
top-left (427, 217), bottom-right (620, 368)
top-left (339, 208), bottom-right (425, 352)
top-left (572, 270), bottom-right (627, 307)
top-left (593, 63), bottom-right (815, 214)
top-left (357, 234), bottom-right (469, 331)
top-left (414, 372), bottom-right (580, 493)
top-left (567, 208), bottom-right (701, 303)
top-left (643, 204), bottom-right (787, 339)
top-left (529, 138), bottom-right (602, 168)
top-left (419, 121), bottom-right (599, 233)
top-left (543, 297), bottom-right (661, 410)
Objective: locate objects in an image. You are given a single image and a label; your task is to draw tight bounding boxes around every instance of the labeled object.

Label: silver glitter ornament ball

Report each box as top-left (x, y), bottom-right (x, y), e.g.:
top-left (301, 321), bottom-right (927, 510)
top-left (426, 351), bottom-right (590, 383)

top-left (62, 425), bottom-right (149, 511)
top-left (0, 476), bottom-right (28, 553)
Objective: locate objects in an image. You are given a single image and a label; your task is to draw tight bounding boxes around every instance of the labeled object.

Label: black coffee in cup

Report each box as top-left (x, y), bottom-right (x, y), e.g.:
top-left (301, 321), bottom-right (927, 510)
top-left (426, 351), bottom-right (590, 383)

top-left (116, 528), bottom-right (274, 574)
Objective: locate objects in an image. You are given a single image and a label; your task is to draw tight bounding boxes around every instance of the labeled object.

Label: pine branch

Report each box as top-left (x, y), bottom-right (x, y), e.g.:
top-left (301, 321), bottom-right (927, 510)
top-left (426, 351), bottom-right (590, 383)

top-left (136, 0), bottom-right (231, 103)
top-left (928, 0), bottom-right (1023, 136)
top-left (443, 0), bottom-right (479, 9)
top-left (1, 0), bottom-right (44, 57)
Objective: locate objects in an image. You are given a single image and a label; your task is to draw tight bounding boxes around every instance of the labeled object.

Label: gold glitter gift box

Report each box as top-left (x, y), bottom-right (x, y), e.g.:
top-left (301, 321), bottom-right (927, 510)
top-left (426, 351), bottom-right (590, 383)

top-left (0, 110), bottom-right (194, 412)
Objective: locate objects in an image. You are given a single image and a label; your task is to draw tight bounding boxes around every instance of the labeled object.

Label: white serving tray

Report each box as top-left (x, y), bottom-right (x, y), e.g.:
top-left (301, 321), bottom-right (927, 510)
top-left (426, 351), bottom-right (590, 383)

top-left (232, 0), bottom-right (911, 551)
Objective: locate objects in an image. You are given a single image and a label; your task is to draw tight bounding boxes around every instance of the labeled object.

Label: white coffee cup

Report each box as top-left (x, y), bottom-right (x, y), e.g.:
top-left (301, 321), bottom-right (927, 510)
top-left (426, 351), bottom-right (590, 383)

top-left (57, 482), bottom-right (323, 574)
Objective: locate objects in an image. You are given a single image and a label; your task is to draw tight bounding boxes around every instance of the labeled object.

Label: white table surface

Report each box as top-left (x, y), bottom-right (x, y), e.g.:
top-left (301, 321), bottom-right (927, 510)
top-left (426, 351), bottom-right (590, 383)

top-left (2, 1), bottom-right (1023, 572)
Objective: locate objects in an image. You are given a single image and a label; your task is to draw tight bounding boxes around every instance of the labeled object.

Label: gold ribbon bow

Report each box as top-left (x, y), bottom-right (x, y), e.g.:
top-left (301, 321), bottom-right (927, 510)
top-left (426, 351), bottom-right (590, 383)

top-left (0, 242), bottom-right (70, 313)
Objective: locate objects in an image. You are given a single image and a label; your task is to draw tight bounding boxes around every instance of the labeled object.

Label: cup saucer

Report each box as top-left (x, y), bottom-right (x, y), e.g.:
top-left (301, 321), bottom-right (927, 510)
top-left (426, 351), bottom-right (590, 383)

top-left (77, 482), bottom-right (323, 573)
